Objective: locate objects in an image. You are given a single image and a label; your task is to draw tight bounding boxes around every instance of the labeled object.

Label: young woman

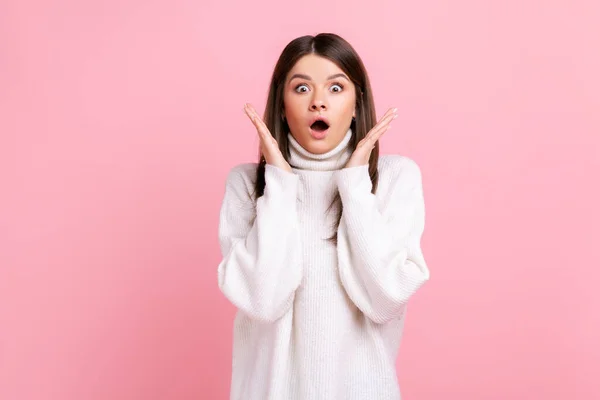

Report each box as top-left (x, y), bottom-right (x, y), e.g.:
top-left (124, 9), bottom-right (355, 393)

top-left (217, 33), bottom-right (430, 400)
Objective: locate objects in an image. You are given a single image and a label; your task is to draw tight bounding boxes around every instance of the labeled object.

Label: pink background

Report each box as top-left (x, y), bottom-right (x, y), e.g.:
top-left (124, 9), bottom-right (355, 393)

top-left (2, 0), bottom-right (599, 399)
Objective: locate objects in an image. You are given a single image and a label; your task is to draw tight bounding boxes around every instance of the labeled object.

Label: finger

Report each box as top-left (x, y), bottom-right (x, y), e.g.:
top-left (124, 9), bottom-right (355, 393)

top-left (373, 120), bottom-right (394, 140)
top-left (364, 108), bottom-right (397, 139)
top-left (373, 108), bottom-right (397, 128)
top-left (246, 104), bottom-right (264, 125)
top-left (362, 121), bottom-right (392, 148)
top-left (245, 103), bottom-right (259, 120)
top-left (254, 112), bottom-right (270, 136)
top-left (379, 107), bottom-right (397, 122)
top-left (372, 123), bottom-right (392, 142)
top-left (244, 104), bottom-right (269, 141)
top-left (364, 116), bottom-right (393, 143)
top-left (246, 104), bottom-right (271, 136)
top-left (244, 104), bottom-right (259, 127)
top-left (256, 118), bottom-right (272, 143)
top-left (374, 108), bottom-right (397, 130)
top-left (244, 103), bottom-right (262, 123)
top-left (244, 103), bottom-right (263, 126)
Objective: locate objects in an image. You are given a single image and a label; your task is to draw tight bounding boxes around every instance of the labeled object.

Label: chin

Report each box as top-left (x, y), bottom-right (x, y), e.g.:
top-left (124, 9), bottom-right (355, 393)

top-left (304, 136), bottom-right (337, 154)
top-left (291, 127), bottom-right (346, 154)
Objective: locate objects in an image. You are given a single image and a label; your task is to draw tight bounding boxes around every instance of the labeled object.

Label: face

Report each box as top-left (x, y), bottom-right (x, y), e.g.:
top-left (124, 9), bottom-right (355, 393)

top-left (283, 54), bottom-right (357, 154)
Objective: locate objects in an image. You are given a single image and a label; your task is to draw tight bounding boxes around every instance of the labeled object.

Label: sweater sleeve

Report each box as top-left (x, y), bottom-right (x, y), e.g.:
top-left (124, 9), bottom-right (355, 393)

top-left (334, 157), bottom-right (430, 324)
top-left (217, 164), bottom-right (303, 323)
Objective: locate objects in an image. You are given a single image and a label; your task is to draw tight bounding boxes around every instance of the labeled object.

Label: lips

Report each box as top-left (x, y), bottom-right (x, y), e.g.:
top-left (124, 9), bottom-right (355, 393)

top-left (308, 115), bottom-right (330, 140)
top-left (309, 115), bottom-right (330, 132)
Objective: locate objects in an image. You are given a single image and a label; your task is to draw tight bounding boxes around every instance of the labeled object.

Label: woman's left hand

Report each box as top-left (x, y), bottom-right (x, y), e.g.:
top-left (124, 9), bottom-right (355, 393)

top-left (344, 107), bottom-right (398, 168)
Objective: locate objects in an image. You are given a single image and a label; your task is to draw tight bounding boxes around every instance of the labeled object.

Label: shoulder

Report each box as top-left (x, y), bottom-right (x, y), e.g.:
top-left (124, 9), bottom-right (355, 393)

top-left (223, 162), bottom-right (259, 201)
top-left (378, 154), bottom-right (423, 186)
top-left (376, 155), bottom-right (425, 208)
top-left (225, 162), bottom-right (258, 183)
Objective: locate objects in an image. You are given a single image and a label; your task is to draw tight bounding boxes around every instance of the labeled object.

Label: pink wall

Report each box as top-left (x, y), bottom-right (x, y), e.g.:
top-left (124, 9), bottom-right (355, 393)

top-left (2, 0), bottom-right (599, 399)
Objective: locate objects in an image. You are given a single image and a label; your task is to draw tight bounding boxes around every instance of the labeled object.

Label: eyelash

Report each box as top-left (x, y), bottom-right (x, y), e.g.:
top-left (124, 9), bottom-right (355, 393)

top-left (295, 82), bottom-right (344, 93)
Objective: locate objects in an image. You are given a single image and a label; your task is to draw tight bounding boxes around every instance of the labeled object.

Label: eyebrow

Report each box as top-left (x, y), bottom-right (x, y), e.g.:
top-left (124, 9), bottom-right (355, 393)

top-left (288, 73), bottom-right (350, 83)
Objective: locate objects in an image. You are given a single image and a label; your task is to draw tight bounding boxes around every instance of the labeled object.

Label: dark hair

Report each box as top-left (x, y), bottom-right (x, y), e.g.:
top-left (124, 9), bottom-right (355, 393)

top-left (254, 33), bottom-right (379, 243)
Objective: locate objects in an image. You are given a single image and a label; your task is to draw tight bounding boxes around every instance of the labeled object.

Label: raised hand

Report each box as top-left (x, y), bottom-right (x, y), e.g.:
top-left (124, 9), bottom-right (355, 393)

top-left (244, 103), bottom-right (292, 173)
top-left (344, 107), bottom-right (398, 168)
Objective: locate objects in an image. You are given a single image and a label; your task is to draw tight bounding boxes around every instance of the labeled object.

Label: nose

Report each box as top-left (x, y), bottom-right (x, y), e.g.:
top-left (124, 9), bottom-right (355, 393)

top-left (310, 101), bottom-right (327, 111)
top-left (310, 91), bottom-right (328, 111)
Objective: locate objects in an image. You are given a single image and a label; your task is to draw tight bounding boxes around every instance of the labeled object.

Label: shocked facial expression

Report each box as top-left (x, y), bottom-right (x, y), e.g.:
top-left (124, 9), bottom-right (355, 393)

top-left (283, 54), bottom-right (357, 154)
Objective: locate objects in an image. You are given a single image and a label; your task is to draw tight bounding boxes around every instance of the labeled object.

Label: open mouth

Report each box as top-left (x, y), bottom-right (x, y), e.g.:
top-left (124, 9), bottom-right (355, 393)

top-left (310, 120), bottom-right (330, 132)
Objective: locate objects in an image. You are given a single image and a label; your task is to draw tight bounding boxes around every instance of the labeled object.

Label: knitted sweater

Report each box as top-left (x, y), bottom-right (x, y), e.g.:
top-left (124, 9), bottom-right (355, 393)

top-left (217, 128), bottom-right (430, 400)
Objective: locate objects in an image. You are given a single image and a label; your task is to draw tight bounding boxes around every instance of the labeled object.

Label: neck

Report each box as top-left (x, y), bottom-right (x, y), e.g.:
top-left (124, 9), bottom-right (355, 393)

top-left (287, 128), bottom-right (353, 171)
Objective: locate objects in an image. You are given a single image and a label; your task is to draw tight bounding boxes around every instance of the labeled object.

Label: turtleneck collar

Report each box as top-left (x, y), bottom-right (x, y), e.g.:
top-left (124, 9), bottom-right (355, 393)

top-left (287, 128), bottom-right (353, 171)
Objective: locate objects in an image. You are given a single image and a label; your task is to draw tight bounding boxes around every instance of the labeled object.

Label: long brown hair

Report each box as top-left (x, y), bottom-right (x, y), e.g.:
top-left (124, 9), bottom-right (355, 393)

top-left (254, 33), bottom-right (379, 243)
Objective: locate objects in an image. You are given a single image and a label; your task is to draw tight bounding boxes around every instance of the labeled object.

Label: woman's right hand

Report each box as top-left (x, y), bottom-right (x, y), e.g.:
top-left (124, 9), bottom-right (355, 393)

top-left (244, 103), bottom-right (292, 173)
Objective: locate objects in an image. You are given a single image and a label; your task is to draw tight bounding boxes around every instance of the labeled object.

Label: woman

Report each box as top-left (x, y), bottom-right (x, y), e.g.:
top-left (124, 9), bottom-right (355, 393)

top-left (217, 32), bottom-right (430, 400)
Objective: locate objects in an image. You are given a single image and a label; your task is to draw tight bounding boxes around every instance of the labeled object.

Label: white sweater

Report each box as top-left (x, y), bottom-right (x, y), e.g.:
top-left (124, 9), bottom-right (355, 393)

top-left (217, 128), bottom-right (430, 400)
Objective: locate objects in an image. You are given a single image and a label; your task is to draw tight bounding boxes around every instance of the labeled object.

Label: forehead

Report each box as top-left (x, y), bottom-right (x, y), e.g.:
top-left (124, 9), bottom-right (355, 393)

top-left (287, 54), bottom-right (345, 80)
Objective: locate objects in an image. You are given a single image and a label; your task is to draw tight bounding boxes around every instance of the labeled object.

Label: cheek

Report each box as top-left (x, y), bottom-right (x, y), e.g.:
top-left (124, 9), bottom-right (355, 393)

top-left (333, 94), bottom-right (356, 120)
top-left (345, 92), bottom-right (357, 111)
top-left (284, 95), bottom-right (305, 121)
